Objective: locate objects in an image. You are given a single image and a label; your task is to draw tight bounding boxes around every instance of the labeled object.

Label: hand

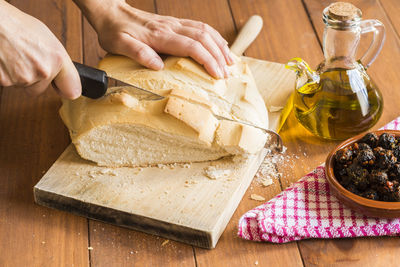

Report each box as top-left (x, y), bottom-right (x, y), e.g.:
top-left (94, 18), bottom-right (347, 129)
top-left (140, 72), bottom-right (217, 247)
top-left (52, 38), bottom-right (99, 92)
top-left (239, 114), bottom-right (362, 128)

top-left (0, 1), bottom-right (81, 99)
top-left (76, 0), bottom-right (234, 79)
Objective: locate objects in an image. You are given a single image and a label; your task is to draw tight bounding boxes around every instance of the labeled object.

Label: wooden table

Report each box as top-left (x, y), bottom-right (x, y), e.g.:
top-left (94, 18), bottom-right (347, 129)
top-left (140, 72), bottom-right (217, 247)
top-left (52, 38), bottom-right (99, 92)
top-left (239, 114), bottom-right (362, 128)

top-left (2, 0), bottom-right (400, 266)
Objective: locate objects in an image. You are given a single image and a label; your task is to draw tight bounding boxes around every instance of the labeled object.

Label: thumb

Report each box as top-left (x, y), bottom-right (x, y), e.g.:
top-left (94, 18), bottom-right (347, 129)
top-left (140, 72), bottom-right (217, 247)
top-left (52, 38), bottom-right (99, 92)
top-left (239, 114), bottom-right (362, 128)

top-left (53, 56), bottom-right (82, 99)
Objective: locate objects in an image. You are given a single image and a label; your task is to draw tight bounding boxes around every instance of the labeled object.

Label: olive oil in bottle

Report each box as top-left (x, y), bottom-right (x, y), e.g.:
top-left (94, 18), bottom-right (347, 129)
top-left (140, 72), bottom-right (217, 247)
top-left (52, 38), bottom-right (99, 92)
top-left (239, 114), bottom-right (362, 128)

top-left (293, 64), bottom-right (383, 140)
top-left (285, 2), bottom-right (385, 140)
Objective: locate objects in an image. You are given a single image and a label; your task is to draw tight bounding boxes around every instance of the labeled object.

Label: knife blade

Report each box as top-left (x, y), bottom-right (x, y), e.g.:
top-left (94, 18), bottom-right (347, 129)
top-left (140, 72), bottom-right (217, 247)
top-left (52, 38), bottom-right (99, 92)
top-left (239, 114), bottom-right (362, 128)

top-left (73, 62), bottom-right (282, 151)
top-left (213, 115), bottom-right (282, 151)
top-left (73, 61), bottom-right (164, 100)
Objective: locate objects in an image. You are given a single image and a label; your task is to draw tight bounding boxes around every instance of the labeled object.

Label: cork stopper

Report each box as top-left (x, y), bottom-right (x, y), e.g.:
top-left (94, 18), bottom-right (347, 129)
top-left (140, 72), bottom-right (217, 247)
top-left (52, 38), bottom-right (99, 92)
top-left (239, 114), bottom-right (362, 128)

top-left (328, 2), bottom-right (361, 21)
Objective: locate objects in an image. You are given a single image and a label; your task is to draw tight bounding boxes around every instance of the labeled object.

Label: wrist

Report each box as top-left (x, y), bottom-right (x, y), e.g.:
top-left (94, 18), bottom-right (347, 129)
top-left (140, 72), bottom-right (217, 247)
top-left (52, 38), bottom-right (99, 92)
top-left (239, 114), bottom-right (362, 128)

top-left (74, 0), bottom-right (130, 29)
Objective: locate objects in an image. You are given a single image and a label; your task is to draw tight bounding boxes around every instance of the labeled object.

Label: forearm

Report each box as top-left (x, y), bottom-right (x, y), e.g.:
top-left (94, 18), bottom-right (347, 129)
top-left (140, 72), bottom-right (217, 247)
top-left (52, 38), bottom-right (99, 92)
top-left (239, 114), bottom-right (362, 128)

top-left (73, 0), bottom-right (108, 28)
top-left (73, 0), bottom-right (136, 30)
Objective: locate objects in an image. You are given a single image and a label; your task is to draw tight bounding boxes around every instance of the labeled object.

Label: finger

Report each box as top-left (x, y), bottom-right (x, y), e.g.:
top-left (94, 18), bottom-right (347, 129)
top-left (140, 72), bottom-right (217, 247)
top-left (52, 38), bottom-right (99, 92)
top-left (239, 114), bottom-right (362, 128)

top-left (151, 33), bottom-right (224, 79)
top-left (176, 26), bottom-right (228, 77)
top-left (113, 33), bottom-right (164, 70)
top-left (24, 78), bottom-right (52, 97)
top-left (0, 60), bottom-right (14, 87)
top-left (180, 19), bottom-right (234, 65)
top-left (53, 57), bottom-right (82, 99)
top-left (0, 70), bottom-right (13, 87)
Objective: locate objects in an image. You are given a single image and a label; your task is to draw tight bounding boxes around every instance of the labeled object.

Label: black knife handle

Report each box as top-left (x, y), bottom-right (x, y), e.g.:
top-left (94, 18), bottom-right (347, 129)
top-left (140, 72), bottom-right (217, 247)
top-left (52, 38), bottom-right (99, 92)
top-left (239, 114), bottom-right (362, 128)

top-left (73, 61), bottom-right (108, 99)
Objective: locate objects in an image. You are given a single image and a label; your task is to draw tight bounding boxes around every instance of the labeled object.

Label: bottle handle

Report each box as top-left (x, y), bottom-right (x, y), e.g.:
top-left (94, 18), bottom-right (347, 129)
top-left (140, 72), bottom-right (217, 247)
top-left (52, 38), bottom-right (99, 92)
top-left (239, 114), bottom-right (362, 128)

top-left (359, 19), bottom-right (385, 69)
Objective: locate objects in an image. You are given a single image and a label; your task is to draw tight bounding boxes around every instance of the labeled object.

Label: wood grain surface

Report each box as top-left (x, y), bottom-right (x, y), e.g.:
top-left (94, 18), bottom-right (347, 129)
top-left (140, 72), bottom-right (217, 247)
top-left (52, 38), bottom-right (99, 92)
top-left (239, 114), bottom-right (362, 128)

top-left (0, 1), bottom-right (89, 267)
top-left (34, 145), bottom-right (267, 249)
top-left (2, 0), bottom-right (400, 266)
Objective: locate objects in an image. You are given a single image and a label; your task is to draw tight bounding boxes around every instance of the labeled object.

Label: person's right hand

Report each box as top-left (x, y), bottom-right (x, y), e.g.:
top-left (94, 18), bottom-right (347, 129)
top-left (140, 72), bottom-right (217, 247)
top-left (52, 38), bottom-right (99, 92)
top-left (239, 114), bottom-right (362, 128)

top-left (0, 1), bottom-right (81, 99)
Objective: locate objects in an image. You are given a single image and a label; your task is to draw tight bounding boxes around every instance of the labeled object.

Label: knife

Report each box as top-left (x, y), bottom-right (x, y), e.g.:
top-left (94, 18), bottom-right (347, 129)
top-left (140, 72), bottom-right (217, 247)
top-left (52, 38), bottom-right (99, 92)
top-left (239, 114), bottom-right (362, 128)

top-left (213, 115), bottom-right (283, 152)
top-left (73, 61), bottom-right (164, 100)
top-left (73, 61), bottom-right (282, 151)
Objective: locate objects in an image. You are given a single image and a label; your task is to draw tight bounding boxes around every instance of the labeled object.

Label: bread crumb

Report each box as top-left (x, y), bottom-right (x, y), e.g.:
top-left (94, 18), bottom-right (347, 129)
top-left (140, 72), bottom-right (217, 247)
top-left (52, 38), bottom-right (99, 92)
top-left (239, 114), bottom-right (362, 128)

top-left (88, 247), bottom-right (93, 250)
top-left (98, 168), bottom-right (117, 176)
top-left (204, 166), bottom-right (231, 180)
top-left (182, 163), bottom-right (191, 169)
top-left (250, 194), bottom-right (265, 201)
top-left (161, 240), bottom-right (169, 246)
top-left (157, 164), bottom-right (167, 169)
top-left (255, 260), bottom-right (259, 265)
top-left (261, 178), bottom-right (273, 187)
top-left (254, 146), bottom-right (289, 187)
top-left (100, 168), bottom-right (111, 174)
top-left (168, 163), bottom-right (178, 169)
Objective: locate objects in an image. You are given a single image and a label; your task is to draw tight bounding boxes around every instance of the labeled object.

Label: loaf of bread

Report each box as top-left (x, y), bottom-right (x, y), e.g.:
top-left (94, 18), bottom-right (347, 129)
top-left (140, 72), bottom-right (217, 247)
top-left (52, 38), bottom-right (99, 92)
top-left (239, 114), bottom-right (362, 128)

top-left (60, 55), bottom-right (269, 167)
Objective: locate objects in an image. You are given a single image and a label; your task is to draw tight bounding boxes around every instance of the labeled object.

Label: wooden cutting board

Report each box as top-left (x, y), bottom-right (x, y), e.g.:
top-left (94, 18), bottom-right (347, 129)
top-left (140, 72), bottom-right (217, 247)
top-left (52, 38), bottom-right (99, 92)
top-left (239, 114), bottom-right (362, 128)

top-left (34, 16), bottom-right (294, 249)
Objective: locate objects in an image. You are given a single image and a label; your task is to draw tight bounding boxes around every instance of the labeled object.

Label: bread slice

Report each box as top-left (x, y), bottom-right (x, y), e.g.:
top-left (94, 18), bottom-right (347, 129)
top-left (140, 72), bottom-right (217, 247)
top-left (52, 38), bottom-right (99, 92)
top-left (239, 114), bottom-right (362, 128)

top-left (59, 55), bottom-right (269, 167)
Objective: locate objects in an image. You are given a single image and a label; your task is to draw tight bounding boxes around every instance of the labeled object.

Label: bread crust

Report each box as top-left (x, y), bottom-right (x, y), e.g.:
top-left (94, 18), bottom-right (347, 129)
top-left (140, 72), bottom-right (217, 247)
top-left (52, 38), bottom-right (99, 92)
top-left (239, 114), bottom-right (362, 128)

top-left (59, 55), bottom-right (269, 167)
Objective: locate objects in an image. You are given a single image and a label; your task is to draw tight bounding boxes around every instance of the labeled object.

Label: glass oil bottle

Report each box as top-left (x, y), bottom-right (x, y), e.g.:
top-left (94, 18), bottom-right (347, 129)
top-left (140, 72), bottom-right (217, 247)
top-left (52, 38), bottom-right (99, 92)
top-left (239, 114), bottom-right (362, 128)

top-left (286, 2), bottom-right (385, 140)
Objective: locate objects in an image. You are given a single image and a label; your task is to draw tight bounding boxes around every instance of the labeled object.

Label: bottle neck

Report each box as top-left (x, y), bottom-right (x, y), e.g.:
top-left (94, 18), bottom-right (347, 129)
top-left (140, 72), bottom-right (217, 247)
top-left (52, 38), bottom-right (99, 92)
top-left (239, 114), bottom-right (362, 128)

top-left (322, 24), bottom-right (361, 69)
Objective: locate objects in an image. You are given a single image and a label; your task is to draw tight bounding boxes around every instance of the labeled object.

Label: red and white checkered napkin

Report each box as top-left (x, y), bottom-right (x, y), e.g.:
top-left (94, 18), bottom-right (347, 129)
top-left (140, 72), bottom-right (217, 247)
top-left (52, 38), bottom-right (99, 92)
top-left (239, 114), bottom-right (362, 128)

top-left (238, 117), bottom-right (400, 243)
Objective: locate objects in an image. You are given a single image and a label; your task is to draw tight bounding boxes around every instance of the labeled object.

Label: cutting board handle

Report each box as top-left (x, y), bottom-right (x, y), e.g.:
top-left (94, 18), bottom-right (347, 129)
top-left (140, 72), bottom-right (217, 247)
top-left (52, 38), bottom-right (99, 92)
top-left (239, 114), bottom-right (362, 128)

top-left (230, 15), bottom-right (263, 56)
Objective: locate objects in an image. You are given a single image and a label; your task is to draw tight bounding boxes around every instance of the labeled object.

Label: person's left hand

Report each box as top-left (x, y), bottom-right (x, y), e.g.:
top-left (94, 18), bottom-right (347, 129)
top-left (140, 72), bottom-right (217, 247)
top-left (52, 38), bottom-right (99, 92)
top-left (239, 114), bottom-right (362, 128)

top-left (74, 0), bottom-right (234, 79)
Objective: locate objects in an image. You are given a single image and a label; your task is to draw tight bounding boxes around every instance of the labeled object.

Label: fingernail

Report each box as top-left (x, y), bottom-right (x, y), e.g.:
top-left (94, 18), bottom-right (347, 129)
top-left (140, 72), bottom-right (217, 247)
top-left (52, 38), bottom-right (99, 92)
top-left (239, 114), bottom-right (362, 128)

top-left (224, 65), bottom-right (230, 77)
top-left (73, 86), bottom-right (82, 99)
top-left (228, 51), bottom-right (235, 65)
top-left (224, 46), bottom-right (234, 65)
top-left (216, 68), bottom-right (224, 79)
top-left (149, 58), bottom-right (164, 70)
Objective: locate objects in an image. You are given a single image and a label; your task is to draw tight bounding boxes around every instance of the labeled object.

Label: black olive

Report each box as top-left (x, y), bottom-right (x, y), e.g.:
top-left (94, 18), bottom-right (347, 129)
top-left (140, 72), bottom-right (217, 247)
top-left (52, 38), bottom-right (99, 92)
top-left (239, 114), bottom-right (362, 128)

top-left (361, 189), bottom-right (379, 200)
top-left (389, 163), bottom-right (400, 182)
top-left (355, 149), bottom-right (375, 167)
top-left (391, 187), bottom-right (400, 201)
top-left (359, 132), bottom-right (379, 148)
top-left (378, 133), bottom-right (396, 150)
top-left (374, 147), bottom-right (397, 169)
top-left (346, 163), bottom-right (369, 191)
top-left (370, 169), bottom-right (388, 186)
top-left (393, 146), bottom-right (400, 160)
top-left (335, 147), bottom-right (353, 164)
top-left (346, 184), bottom-right (360, 195)
top-left (358, 143), bottom-right (371, 151)
top-left (333, 132), bottom-right (400, 202)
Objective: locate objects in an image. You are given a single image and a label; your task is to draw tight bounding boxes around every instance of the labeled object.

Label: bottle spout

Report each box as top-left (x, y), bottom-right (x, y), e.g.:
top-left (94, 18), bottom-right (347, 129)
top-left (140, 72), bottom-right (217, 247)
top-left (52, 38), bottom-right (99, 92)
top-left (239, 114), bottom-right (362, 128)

top-left (285, 58), bottom-right (320, 91)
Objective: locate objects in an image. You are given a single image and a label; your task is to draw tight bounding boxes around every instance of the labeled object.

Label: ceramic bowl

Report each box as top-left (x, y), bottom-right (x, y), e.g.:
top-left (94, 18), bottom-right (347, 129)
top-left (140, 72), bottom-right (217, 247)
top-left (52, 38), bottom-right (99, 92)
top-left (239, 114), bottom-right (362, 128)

top-left (325, 130), bottom-right (400, 218)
